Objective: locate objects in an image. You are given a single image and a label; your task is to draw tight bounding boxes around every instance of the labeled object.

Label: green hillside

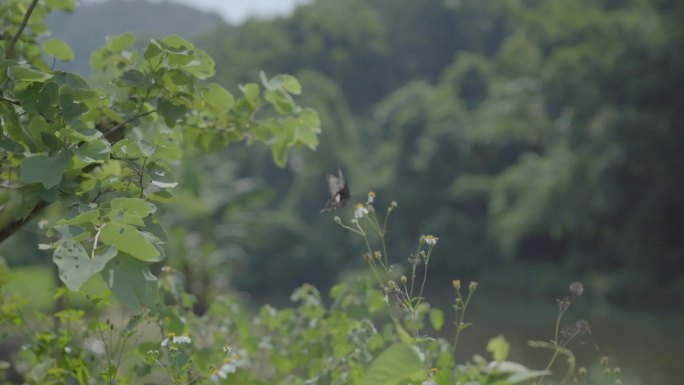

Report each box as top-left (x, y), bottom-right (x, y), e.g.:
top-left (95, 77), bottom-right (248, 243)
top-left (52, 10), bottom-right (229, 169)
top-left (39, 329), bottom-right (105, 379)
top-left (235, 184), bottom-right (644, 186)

top-left (46, 0), bottom-right (224, 74)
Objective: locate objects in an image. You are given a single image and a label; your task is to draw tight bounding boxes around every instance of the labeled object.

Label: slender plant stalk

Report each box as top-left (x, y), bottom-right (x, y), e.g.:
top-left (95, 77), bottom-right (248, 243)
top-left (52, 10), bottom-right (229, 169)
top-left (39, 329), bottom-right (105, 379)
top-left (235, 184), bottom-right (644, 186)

top-left (451, 288), bottom-right (474, 360)
top-left (4, 0), bottom-right (39, 58)
top-left (418, 247), bottom-right (433, 299)
top-left (537, 302), bottom-right (571, 384)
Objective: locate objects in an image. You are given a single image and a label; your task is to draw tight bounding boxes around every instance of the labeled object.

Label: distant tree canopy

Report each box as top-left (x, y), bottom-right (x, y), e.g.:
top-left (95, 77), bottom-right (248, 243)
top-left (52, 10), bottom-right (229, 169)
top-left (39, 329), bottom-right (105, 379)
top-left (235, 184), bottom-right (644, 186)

top-left (2, 0), bottom-right (681, 307)
top-left (192, 0), bottom-right (684, 305)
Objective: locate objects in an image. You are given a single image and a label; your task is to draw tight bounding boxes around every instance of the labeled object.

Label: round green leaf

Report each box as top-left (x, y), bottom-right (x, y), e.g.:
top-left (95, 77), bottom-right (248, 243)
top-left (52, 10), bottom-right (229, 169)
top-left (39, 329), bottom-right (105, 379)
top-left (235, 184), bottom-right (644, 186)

top-left (73, 139), bottom-right (111, 164)
top-left (58, 209), bottom-right (100, 225)
top-left (117, 69), bottom-right (145, 87)
top-left (429, 308), bottom-right (444, 331)
top-left (43, 38), bottom-right (75, 61)
top-left (107, 32), bottom-right (136, 52)
top-left (27, 115), bottom-right (48, 144)
top-left (203, 83), bottom-right (235, 110)
top-left (487, 334), bottom-right (510, 362)
top-left (157, 98), bottom-right (187, 128)
top-left (102, 255), bottom-right (158, 311)
top-left (19, 152), bottom-right (70, 189)
top-left (361, 344), bottom-right (425, 385)
top-left (265, 89), bottom-right (296, 114)
top-left (278, 74), bottom-right (302, 95)
top-left (184, 48), bottom-right (215, 79)
top-left (271, 139), bottom-right (288, 168)
top-left (240, 83), bottom-right (260, 105)
top-left (161, 35), bottom-right (194, 50)
top-left (144, 40), bottom-right (162, 59)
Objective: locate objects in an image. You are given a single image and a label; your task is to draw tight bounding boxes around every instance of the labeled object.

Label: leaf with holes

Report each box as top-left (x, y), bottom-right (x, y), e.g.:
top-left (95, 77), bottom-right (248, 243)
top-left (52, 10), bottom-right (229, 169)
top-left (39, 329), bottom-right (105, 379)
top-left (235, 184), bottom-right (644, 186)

top-left (53, 240), bottom-right (117, 291)
top-left (100, 222), bottom-right (161, 261)
top-left (111, 197), bottom-right (156, 217)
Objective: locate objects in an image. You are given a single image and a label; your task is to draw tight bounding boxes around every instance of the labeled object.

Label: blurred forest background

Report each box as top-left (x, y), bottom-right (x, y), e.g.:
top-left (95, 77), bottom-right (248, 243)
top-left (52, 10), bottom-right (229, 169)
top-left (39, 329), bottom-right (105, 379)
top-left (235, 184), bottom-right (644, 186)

top-left (2, 0), bottom-right (682, 383)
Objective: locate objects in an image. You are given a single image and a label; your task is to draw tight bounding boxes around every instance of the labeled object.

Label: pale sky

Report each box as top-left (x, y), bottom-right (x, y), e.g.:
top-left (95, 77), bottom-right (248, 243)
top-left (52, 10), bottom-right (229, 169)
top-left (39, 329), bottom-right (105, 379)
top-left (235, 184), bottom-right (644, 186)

top-left (175, 0), bottom-right (312, 23)
top-left (83, 0), bottom-right (313, 24)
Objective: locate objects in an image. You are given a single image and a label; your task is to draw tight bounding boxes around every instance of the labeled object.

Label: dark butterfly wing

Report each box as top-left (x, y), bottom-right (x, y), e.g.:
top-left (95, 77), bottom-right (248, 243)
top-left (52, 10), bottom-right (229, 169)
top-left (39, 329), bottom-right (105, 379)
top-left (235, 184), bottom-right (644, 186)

top-left (320, 168), bottom-right (350, 212)
top-left (326, 174), bottom-right (340, 197)
top-left (335, 168), bottom-right (345, 189)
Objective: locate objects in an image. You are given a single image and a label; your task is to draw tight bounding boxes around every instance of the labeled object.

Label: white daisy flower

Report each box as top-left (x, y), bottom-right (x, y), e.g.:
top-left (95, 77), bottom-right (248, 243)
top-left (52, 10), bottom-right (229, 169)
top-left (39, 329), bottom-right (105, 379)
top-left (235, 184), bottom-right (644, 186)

top-left (354, 203), bottom-right (369, 219)
top-left (173, 335), bottom-right (191, 344)
top-left (161, 332), bottom-right (191, 347)
top-left (424, 235), bottom-right (438, 246)
top-left (210, 369), bottom-right (227, 382)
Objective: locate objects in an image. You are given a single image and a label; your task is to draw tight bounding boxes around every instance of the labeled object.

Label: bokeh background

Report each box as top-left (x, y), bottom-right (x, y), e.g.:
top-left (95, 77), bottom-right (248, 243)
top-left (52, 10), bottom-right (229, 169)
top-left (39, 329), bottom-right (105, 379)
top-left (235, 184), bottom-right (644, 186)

top-left (2, 0), bottom-right (683, 383)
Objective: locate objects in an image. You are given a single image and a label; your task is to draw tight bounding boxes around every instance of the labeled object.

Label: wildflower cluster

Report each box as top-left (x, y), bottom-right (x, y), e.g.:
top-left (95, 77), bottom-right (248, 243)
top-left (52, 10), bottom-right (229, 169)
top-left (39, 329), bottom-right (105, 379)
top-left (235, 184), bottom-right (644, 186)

top-left (534, 282), bottom-right (592, 385)
top-left (160, 332), bottom-right (192, 347)
top-left (210, 347), bottom-right (247, 382)
top-left (332, 192), bottom-right (475, 353)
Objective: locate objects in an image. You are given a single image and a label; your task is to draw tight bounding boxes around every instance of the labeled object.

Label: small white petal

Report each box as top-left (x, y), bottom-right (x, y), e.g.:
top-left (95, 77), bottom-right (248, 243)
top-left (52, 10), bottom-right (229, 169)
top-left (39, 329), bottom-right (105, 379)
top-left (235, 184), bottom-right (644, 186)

top-left (221, 363), bottom-right (237, 374)
top-left (354, 206), bottom-right (369, 219)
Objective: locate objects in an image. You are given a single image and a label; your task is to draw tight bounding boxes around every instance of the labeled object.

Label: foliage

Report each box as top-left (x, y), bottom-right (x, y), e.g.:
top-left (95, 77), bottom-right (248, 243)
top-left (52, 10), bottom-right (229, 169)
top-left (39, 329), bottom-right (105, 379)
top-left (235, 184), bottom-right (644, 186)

top-left (45, 0), bottom-right (223, 75)
top-left (1, 190), bottom-right (608, 385)
top-left (188, 0), bottom-right (684, 305)
top-left (0, 0), bottom-right (669, 383)
top-left (0, 0), bottom-right (320, 308)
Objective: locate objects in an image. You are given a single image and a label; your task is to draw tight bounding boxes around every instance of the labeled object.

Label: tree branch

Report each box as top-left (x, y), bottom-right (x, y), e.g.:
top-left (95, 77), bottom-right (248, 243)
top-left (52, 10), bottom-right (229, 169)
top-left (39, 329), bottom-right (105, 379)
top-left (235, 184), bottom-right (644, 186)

top-left (103, 109), bottom-right (157, 141)
top-left (0, 199), bottom-right (49, 244)
top-left (4, 0), bottom-right (40, 59)
top-left (0, 110), bottom-right (157, 245)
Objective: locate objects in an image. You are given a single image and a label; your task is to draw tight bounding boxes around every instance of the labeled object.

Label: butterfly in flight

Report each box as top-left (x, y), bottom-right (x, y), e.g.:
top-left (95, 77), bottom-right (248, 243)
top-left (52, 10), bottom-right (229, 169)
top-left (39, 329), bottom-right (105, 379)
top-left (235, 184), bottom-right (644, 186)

top-left (320, 168), bottom-right (350, 213)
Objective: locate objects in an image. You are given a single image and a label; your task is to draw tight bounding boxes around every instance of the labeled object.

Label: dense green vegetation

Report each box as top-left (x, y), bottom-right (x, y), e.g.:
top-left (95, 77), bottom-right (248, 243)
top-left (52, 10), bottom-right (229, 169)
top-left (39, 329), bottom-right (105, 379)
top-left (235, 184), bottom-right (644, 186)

top-left (190, 0), bottom-right (684, 306)
top-left (1, 0), bottom-right (681, 383)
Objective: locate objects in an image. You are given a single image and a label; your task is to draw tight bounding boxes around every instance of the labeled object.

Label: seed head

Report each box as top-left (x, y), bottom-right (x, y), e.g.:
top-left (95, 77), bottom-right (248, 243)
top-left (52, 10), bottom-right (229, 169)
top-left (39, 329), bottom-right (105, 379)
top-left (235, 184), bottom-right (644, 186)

top-left (569, 282), bottom-right (584, 297)
top-left (576, 319), bottom-right (592, 335)
top-left (408, 253), bottom-right (420, 265)
top-left (600, 356), bottom-right (609, 367)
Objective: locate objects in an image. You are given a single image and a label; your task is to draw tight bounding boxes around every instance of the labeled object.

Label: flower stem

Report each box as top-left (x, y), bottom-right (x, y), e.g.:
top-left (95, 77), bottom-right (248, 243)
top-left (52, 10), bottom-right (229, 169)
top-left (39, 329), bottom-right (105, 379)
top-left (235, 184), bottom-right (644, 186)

top-left (451, 287), bottom-right (475, 361)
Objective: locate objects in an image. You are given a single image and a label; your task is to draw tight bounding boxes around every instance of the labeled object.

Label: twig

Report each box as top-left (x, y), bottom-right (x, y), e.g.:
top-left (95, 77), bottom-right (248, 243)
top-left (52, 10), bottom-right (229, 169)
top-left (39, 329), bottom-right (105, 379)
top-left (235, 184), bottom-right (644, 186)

top-left (0, 199), bottom-right (49, 244)
top-left (0, 97), bottom-right (21, 106)
top-left (103, 110), bottom-right (157, 141)
top-left (4, 0), bottom-right (40, 59)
